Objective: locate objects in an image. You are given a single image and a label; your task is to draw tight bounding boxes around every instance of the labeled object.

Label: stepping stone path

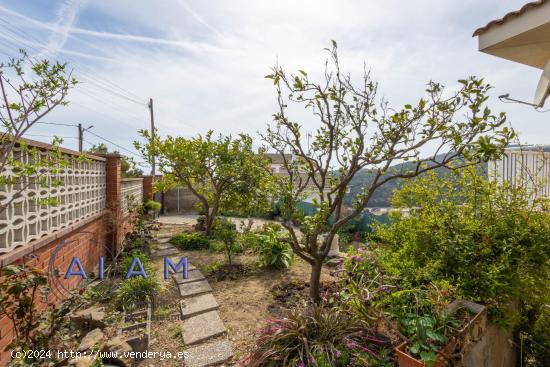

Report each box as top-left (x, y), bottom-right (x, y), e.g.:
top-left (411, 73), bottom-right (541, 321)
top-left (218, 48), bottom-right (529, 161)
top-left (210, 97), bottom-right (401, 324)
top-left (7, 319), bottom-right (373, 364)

top-left (178, 279), bottom-right (213, 299)
top-left (150, 223), bottom-right (234, 367)
top-left (173, 269), bottom-right (205, 284)
top-left (184, 340), bottom-right (234, 367)
top-left (181, 310), bottom-right (227, 345)
top-left (180, 294), bottom-right (219, 319)
top-left (152, 247), bottom-right (181, 257)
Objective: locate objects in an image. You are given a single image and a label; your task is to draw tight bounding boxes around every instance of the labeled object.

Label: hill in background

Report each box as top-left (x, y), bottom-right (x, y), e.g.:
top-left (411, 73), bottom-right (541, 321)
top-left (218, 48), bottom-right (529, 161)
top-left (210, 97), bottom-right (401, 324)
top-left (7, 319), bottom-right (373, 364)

top-left (344, 155), bottom-right (488, 207)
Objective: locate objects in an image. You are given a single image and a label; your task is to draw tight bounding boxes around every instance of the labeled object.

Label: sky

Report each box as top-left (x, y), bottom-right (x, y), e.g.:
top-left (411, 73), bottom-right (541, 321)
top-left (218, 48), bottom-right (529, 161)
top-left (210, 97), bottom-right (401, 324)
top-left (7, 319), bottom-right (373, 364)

top-left (0, 0), bottom-right (547, 166)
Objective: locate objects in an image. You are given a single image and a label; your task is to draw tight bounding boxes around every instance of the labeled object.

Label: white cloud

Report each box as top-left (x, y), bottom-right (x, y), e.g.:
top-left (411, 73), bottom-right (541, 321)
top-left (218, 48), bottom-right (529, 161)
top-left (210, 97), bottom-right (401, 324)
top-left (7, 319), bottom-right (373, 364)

top-left (0, 0), bottom-right (546, 156)
top-left (34, 0), bottom-right (88, 58)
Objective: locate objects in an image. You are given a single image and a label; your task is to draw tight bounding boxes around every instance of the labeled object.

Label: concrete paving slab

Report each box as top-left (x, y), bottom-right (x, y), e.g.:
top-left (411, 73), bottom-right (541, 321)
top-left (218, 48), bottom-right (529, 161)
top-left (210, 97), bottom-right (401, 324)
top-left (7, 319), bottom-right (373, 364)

top-left (184, 339), bottom-right (234, 367)
top-left (180, 293), bottom-right (219, 319)
top-left (178, 280), bottom-right (212, 299)
top-left (151, 247), bottom-right (180, 258)
top-left (182, 311), bottom-right (226, 345)
top-left (172, 269), bottom-right (205, 284)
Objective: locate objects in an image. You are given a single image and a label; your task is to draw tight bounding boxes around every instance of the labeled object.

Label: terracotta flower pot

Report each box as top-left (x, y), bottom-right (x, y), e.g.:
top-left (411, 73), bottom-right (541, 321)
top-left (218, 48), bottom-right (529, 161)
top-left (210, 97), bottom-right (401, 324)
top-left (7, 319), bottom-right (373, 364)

top-left (395, 300), bottom-right (488, 367)
top-left (395, 340), bottom-right (456, 367)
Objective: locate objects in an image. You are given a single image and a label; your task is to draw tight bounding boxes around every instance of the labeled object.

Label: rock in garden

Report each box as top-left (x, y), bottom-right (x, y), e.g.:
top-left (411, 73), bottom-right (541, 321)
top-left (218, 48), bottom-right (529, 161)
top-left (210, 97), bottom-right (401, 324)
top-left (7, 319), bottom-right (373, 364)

top-left (103, 336), bottom-right (133, 353)
top-left (102, 337), bottom-right (133, 367)
top-left (70, 306), bottom-right (107, 331)
top-left (77, 328), bottom-right (106, 352)
top-left (68, 357), bottom-right (97, 367)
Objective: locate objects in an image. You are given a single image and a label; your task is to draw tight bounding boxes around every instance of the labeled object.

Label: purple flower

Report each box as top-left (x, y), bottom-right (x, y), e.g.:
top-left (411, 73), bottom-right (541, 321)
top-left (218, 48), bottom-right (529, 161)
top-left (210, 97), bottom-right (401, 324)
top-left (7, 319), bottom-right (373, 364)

top-left (345, 340), bottom-right (359, 349)
top-left (351, 255), bottom-right (362, 262)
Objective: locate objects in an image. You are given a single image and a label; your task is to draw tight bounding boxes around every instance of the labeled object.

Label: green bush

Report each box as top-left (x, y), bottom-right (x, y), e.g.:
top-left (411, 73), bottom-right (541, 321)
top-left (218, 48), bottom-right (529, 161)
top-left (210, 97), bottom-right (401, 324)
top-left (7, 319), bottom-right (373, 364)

top-left (213, 217), bottom-right (238, 264)
top-left (144, 199), bottom-right (161, 212)
top-left (252, 226), bottom-right (293, 269)
top-left (368, 166), bottom-right (550, 366)
top-left (195, 215), bottom-right (206, 231)
top-left (83, 282), bottom-right (116, 302)
top-left (115, 276), bottom-right (161, 311)
top-left (373, 167), bottom-right (549, 326)
top-left (210, 238), bottom-right (247, 254)
top-left (170, 232), bottom-right (210, 250)
top-left (120, 251), bottom-right (151, 274)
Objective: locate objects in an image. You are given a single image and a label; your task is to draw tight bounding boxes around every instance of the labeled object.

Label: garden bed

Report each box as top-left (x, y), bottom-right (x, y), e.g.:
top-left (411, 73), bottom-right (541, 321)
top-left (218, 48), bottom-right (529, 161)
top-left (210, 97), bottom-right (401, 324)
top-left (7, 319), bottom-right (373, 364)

top-left (394, 300), bottom-right (488, 367)
top-left (121, 305), bottom-right (151, 357)
top-left (181, 249), bottom-right (333, 360)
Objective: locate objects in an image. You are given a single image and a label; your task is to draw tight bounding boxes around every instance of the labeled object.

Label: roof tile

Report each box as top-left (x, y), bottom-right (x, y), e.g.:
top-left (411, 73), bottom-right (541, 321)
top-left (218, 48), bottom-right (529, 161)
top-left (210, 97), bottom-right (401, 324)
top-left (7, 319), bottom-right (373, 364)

top-left (473, 0), bottom-right (547, 36)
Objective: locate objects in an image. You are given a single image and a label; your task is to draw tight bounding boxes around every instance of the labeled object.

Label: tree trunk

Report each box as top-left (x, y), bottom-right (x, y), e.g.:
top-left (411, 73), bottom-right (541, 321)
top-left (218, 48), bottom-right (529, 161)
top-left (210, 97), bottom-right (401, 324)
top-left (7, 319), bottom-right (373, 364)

top-left (205, 202), bottom-right (219, 235)
top-left (227, 245), bottom-right (233, 265)
top-left (309, 258), bottom-right (323, 304)
top-left (205, 213), bottom-right (213, 235)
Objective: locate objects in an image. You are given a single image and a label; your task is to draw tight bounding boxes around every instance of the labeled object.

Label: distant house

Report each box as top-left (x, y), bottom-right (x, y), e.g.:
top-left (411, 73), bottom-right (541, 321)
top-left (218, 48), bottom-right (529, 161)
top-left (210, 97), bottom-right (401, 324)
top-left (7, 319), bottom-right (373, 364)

top-left (264, 152), bottom-right (329, 204)
top-left (265, 153), bottom-right (293, 175)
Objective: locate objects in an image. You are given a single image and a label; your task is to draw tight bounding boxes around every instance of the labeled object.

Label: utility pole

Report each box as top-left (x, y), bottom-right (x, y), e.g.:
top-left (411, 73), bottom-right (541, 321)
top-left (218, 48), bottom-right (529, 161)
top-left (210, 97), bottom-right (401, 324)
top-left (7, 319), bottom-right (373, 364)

top-left (78, 123), bottom-right (83, 152)
top-left (148, 98), bottom-right (156, 176)
top-left (77, 124), bottom-right (94, 152)
top-left (148, 98), bottom-right (164, 214)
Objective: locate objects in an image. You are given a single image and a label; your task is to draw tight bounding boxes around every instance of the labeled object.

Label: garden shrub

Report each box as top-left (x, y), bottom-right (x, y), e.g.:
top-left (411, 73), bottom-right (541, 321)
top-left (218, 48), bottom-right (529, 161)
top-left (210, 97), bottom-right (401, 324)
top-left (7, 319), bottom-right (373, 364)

top-left (0, 265), bottom-right (77, 362)
top-left (170, 232), bottom-right (210, 250)
top-left (210, 238), bottom-right (247, 254)
top-left (213, 217), bottom-right (238, 264)
top-left (368, 166), bottom-right (550, 365)
top-left (337, 216), bottom-right (362, 247)
top-left (195, 215), bottom-right (206, 231)
top-left (115, 276), bottom-right (161, 311)
top-left (244, 224), bottom-right (293, 269)
top-left (144, 199), bottom-right (162, 213)
top-left (242, 301), bottom-right (392, 367)
top-left (120, 251), bottom-right (152, 274)
top-left (83, 282), bottom-right (116, 303)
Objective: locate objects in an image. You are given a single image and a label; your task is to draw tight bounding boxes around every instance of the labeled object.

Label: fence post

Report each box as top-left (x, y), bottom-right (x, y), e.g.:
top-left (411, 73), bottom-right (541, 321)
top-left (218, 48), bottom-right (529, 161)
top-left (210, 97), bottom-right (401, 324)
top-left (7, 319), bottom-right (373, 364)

top-left (142, 176), bottom-right (154, 200)
top-left (102, 153), bottom-right (122, 255)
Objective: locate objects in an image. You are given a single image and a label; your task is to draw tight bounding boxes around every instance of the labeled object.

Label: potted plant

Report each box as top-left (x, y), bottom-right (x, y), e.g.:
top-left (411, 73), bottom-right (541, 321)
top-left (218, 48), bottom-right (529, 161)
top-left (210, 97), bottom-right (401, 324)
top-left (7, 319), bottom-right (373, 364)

top-left (394, 300), bottom-right (487, 367)
top-left (143, 199), bottom-right (161, 218)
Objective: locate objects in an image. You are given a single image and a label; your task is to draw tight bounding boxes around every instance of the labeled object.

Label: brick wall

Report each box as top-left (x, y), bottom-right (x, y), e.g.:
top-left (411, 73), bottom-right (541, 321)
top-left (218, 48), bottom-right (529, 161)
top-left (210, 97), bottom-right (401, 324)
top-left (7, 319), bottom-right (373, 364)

top-left (0, 141), bottom-right (155, 366)
top-left (0, 215), bottom-right (109, 366)
top-left (143, 176), bottom-right (154, 200)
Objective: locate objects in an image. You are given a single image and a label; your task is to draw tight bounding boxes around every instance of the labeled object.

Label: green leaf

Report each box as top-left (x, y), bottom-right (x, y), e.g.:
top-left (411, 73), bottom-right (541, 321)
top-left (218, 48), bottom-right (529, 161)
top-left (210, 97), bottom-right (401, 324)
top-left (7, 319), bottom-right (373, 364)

top-left (426, 330), bottom-right (445, 343)
top-left (420, 351), bottom-right (437, 366)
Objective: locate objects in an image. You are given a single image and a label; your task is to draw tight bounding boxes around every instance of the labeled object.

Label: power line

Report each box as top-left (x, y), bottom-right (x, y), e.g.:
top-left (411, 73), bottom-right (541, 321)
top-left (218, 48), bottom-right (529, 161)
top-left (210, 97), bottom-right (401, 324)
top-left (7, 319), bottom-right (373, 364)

top-left (0, 21), bottom-right (160, 153)
top-left (0, 17), bottom-right (147, 104)
top-left (36, 121), bottom-right (78, 127)
top-left (24, 133), bottom-right (77, 139)
top-left (34, 121), bottom-right (142, 159)
top-left (7, 17), bottom-right (146, 103)
top-left (0, 18), bottom-right (147, 108)
top-left (82, 138), bottom-right (149, 166)
top-left (74, 86), bottom-right (147, 121)
top-left (86, 129), bottom-right (141, 158)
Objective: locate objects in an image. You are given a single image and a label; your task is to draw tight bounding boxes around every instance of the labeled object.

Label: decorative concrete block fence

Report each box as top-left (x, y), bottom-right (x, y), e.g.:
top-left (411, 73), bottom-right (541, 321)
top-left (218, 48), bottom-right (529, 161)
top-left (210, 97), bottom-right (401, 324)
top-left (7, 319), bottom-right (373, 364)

top-left (0, 137), bottom-right (155, 367)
